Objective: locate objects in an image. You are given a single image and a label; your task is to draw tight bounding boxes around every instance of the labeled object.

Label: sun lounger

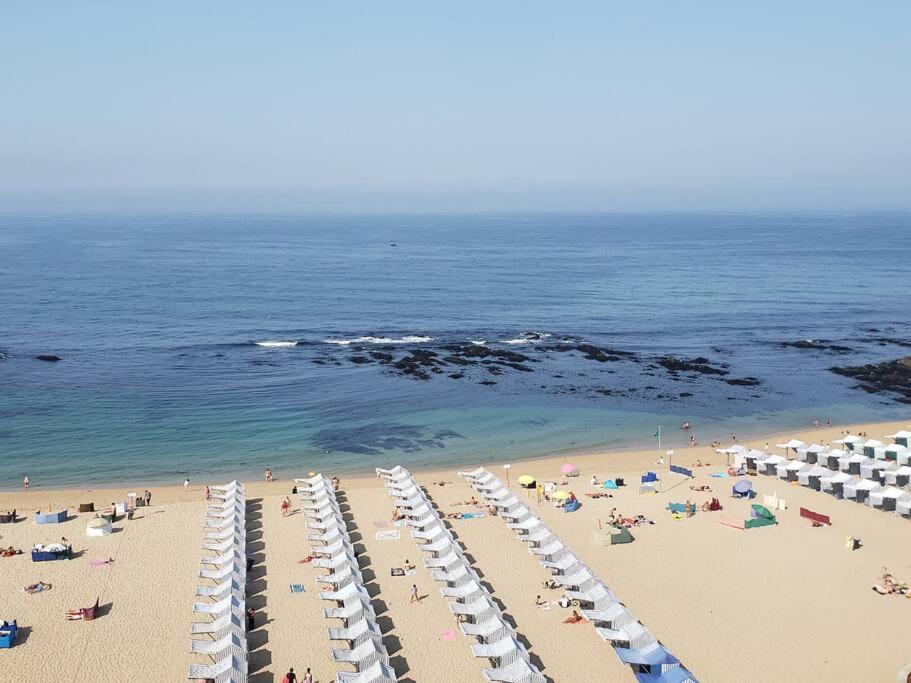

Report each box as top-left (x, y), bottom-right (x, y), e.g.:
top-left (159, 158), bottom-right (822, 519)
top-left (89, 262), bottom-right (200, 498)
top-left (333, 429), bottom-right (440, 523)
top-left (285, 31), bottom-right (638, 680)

top-left (481, 658), bottom-right (546, 683)
top-left (189, 631), bottom-right (247, 658)
top-left (327, 618), bottom-right (382, 645)
top-left (187, 654), bottom-right (245, 682)
top-left (460, 616), bottom-right (514, 643)
top-left (331, 636), bottom-right (389, 667)
top-left (335, 660), bottom-right (396, 683)
top-left (471, 636), bottom-right (526, 667)
top-left (440, 579), bottom-right (483, 601)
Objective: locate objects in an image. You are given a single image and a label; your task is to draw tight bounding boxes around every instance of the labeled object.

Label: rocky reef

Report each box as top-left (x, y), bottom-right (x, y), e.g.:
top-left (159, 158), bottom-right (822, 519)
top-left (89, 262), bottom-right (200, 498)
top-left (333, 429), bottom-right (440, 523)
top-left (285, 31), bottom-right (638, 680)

top-left (830, 357), bottom-right (911, 403)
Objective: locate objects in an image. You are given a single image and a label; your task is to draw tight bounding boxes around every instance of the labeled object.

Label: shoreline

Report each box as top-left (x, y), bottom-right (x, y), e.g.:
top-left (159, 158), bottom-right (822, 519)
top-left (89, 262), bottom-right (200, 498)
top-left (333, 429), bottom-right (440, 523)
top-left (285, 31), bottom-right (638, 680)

top-left (2, 416), bottom-right (906, 505)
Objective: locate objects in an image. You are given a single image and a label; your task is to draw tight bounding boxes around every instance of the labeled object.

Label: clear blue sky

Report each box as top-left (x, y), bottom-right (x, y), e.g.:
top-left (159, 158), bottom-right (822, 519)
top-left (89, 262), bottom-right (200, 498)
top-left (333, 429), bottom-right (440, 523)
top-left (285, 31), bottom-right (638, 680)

top-left (2, 2), bottom-right (909, 212)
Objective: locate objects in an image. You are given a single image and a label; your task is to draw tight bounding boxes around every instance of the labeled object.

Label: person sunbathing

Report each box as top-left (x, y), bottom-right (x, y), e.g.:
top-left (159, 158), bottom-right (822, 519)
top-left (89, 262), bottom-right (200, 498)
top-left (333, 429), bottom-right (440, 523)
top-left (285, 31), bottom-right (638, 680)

top-left (563, 610), bottom-right (587, 624)
top-left (298, 554), bottom-right (316, 564)
top-left (23, 581), bottom-right (51, 594)
top-left (542, 578), bottom-right (558, 590)
top-left (445, 512), bottom-right (465, 519)
top-left (2, 546), bottom-right (19, 557)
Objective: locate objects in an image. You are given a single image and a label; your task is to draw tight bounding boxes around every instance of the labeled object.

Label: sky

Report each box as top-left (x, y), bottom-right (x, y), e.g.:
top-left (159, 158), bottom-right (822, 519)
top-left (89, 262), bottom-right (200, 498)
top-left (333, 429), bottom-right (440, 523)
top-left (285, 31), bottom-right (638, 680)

top-left (1, 2), bottom-right (909, 213)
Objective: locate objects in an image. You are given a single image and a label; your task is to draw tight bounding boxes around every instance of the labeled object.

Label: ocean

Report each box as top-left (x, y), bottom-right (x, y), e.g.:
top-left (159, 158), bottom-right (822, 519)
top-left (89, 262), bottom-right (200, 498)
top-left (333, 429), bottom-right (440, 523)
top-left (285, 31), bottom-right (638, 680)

top-left (1, 212), bottom-right (909, 489)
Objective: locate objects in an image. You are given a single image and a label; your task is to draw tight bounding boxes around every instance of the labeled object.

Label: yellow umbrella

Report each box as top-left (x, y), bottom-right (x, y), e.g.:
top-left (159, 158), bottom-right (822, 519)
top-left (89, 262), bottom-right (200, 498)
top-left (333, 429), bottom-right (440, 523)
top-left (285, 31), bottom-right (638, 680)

top-left (517, 475), bottom-right (535, 486)
top-left (552, 490), bottom-right (571, 501)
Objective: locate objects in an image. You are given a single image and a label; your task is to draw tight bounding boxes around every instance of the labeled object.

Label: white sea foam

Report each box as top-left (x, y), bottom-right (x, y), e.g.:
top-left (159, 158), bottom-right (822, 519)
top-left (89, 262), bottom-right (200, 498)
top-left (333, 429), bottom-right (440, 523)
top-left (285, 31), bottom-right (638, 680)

top-left (323, 335), bottom-right (435, 346)
top-left (499, 332), bottom-right (551, 345)
top-left (469, 339), bottom-right (487, 346)
top-left (255, 340), bottom-right (299, 348)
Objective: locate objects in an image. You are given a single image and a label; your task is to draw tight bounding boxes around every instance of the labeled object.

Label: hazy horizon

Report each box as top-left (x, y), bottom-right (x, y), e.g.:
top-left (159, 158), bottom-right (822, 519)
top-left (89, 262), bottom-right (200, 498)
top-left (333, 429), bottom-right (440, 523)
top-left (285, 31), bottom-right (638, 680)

top-left (2, 2), bottom-right (909, 213)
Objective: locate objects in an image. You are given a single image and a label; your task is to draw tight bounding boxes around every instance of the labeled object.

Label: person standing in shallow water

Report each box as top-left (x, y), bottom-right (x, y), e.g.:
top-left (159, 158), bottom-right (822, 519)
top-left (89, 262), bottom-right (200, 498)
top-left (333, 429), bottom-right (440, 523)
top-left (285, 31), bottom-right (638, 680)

top-left (23, 476), bottom-right (29, 491)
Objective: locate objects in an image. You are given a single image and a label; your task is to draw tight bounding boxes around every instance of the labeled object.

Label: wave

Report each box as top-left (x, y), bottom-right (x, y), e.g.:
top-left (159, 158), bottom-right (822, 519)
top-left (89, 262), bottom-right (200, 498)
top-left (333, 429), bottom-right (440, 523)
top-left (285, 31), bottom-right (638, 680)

top-left (469, 340), bottom-right (487, 346)
top-left (499, 331), bottom-right (552, 345)
top-left (323, 335), bottom-right (435, 346)
top-left (254, 340), bottom-right (299, 348)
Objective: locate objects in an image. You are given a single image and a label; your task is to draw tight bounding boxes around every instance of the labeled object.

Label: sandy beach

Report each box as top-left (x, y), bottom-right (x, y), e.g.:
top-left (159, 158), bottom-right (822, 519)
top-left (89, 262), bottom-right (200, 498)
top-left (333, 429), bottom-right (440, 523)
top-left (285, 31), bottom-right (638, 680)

top-left (1, 418), bottom-right (909, 682)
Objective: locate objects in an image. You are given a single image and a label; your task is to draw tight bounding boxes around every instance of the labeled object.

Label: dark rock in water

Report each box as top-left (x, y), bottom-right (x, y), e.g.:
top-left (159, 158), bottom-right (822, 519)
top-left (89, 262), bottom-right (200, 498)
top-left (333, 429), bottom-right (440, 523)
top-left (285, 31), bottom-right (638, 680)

top-left (576, 343), bottom-right (622, 362)
top-left (448, 373), bottom-right (464, 379)
top-left (487, 366), bottom-right (503, 375)
top-left (830, 357), bottom-right (911, 403)
top-left (679, 392), bottom-right (693, 397)
top-left (872, 337), bottom-right (911, 348)
top-left (350, 356), bottom-right (372, 364)
top-left (392, 357), bottom-right (431, 380)
top-left (657, 356), bottom-right (728, 376)
top-left (595, 388), bottom-right (612, 396)
top-left (442, 355), bottom-right (473, 366)
top-left (494, 361), bottom-right (534, 372)
top-left (369, 351), bottom-right (394, 362)
top-left (35, 355), bottom-right (62, 362)
top-left (430, 366), bottom-right (444, 374)
top-left (479, 380), bottom-right (497, 386)
top-left (409, 349), bottom-right (438, 361)
top-left (781, 340), bottom-right (853, 353)
top-left (726, 377), bottom-right (762, 386)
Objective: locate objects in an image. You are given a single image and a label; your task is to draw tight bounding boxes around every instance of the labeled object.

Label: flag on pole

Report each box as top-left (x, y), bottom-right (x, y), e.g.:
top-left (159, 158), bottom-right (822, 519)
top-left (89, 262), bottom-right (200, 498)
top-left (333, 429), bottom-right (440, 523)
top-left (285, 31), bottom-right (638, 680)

top-left (654, 426), bottom-right (661, 438)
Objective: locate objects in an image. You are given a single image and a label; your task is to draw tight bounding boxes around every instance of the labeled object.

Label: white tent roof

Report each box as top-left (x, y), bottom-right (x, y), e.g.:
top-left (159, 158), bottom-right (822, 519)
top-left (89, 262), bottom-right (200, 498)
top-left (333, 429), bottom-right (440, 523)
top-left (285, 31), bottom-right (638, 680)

top-left (868, 460), bottom-right (894, 470)
top-left (760, 454), bottom-right (787, 466)
top-left (890, 465), bottom-right (911, 476)
top-left (821, 448), bottom-right (847, 459)
top-left (834, 434), bottom-right (863, 444)
top-left (852, 479), bottom-right (881, 491)
top-left (746, 449), bottom-right (767, 459)
top-left (861, 439), bottom-right (884, 448)
top-left (806, 443), bottom-right (828, 453)
top-left (822, 472), bottom-right (852, 483)
top-left (776, 439), bottom-right (806, 449)
top-left (840, 453), bottom-right (869, 464)
top-left (786, 460), bottom-right (809, 471)
top-left (717, 444), bottom-right (748, 454)
top-left (803, 465), bottom-right (830, 476)
top-left (878, 486), bottom-right (907, 498)
top-left (886, 430), bottom-right (911, 439)
top-left (885, 444), bottom-right (909, 453)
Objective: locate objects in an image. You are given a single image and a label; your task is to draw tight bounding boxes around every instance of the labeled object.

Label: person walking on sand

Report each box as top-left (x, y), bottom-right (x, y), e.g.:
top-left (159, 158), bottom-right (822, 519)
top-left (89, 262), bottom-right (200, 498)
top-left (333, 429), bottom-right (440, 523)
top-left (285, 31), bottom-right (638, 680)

top-left (143, 489), bottom-right (152, 507)
top-left (281, 497), bottom-right (291, 517)
top-left (184, 478), bottom-right (190, 493)
top-left (205, 485), bottom-right (210, 500)
top-left (282, 667), bottom-right (297, 683)
top-left (265, 468), bottom-right (273, 483)
top-left (410, 583), bottom-right (419, 604)
top-left (23, 476), bottom-right (29, 491)
top-left (303, 668), bottom-right (313, 683)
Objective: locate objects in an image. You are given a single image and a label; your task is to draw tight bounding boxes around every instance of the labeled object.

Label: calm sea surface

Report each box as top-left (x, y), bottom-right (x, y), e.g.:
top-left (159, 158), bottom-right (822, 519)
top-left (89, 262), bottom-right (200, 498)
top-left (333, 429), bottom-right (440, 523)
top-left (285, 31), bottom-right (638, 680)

top-left (1, 213), bottom-right (909, 489)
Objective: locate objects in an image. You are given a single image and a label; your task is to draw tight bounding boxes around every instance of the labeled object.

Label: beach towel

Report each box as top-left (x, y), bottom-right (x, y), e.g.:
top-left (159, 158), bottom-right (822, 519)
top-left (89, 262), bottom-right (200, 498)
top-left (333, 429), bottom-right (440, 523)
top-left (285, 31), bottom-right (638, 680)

top-left (289, 584), bottom-right (305, 593)
top-left (390, 567), bottom-right (405, 577)
top-left (375, 530), bottom-right (401, 541)
top-left (460, 512), bottom-right (486, 519)
top-left (441, 628), bottom-right (456, 641)
top-left (88, 559), bottom-right (112, 567)
top-left (710, 472), bottom-right (729, 478)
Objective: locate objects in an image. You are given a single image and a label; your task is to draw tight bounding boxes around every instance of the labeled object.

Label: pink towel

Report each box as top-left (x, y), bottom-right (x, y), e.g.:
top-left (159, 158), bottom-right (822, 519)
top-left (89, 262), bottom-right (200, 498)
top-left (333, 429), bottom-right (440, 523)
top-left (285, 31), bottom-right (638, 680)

top-left (88, 559), bottom-right (111, 567)
top-left (441, 628), bottom-right (456, 641)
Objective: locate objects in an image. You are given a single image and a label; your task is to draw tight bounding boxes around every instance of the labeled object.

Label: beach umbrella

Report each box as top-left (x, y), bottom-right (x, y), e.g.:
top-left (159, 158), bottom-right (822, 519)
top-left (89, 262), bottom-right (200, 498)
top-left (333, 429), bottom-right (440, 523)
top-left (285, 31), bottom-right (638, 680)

top-left (517, 475), bottom-right (536, 488)
top-left (552, 490), bottom-right (571, 501)
top-left (560, 463), bottom-right (579, 476)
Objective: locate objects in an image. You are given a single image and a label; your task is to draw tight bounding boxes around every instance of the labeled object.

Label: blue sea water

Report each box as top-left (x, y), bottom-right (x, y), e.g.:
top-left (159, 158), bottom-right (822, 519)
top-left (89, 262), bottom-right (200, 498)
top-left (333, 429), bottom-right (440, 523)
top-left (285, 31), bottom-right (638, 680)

top-left (1, 213), bottom-right (909, 490)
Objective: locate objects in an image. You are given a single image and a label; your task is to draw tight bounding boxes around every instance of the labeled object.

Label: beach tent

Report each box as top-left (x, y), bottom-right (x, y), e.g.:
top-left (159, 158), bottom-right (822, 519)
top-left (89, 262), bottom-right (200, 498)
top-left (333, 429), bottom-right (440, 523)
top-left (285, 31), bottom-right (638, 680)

top-left (732, 480), bottom-right (754, 498)
top-left (834, 434), bottom-right (863, 451)
top-left (745, 504), bottom-right (776, 529)
top-left (717, 444), bottom-right (747, 467)
top-left (777, 438), bottom-right (806, 453)
top-left (886, 430), bottom-right (911, 447)
top-left (897, 498), bottom-right (911, 518)
top-left (869, 486), bottom-right (910, 512)
top-left (803, 443), bottom-right (828, 464)
top-left (862, 459), bottom-right (895, 482)
top-left (817, 448), bottom-right (843, 470)
top-left (862, 439), bottom-right (885, 458)
top-left (821, 471), bottom-right (852, 498)
top-left (757, 454), bottom-right (786, 476)
top-left (782, 460), bottom-right (810, 481)
top-left (481, 658), bottom-right (546, 683)
top-left (844, 478), bottom-right (882, 504)
top-left (797, 464), bottom-right (830, 491)
top-left (883, 465), bottom-right (911, 488)
top-left (884, 444), bottom-right (909, 463)
top-left (838, 452), bottom-right (871, 476)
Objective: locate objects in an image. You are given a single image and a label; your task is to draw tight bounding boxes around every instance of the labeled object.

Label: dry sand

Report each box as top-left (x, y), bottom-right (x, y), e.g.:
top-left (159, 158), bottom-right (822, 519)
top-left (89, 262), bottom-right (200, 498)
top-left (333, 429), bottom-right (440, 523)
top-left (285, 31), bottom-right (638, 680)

top-left (1, 418), bottom-right (909, 682)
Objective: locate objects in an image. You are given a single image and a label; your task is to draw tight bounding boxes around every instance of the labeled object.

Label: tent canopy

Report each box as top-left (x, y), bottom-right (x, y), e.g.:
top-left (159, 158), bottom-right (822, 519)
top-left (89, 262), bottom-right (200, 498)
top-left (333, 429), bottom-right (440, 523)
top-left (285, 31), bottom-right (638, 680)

top-left (777, 439), bottom-right (806, 449)
top-left (834, 434), bottom-right (863, 444)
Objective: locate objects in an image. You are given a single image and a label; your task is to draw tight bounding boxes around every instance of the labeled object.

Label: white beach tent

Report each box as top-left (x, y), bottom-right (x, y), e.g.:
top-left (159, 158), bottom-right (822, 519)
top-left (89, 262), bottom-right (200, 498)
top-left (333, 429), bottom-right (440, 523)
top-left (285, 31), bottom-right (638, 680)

top-left (834, 434), bottom-right (863, 451)
top-left (862, 459), bottom-right (897, 484)
top-left (716, 444), bottom-right (748, 467)
top-left (838, 452), bottom-right (871, 476)
top-left (884, 444), bottom-right (910, 465)
top-left (897, 497), bottom-right (911, 518)
top-left (757, 454), bottom-right (787, 475)
top-left (883, 465), bottom-right (911, 488)
top-left (861, 439), bottom-right (885, 458)
top-left (869, 486), bottom-right (910, 512)
top-left (820, 448), bottom-right (847, 470)
top-left (799, 464), bottom-right (832, 490)
top-left (885, 430), bottom-right (911, 447)
top-left (782, 460), bottom-right (810, 481)
top-left (777, 439), bottom-right (806, 457)
top-left (820, 471), bottom-right (852, 497)
top-left (844, 478), bottom-right (882, 504)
